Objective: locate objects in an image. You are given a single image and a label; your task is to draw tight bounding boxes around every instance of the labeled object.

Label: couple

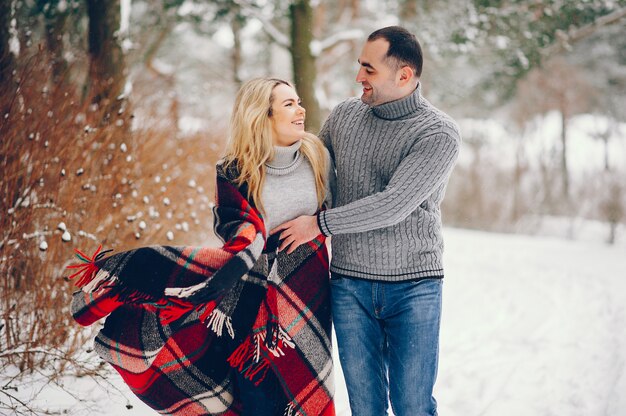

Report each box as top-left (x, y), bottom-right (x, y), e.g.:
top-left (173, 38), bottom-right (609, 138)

top-left (69, 26), bottom-right (460, 416)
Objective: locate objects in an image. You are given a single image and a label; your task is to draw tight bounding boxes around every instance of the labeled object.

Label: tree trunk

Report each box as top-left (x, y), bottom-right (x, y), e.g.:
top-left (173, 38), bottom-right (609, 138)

top-left (511, 137), bottom-right (525, 222)
top-left (560, 110), bottom-right (569, 201)
top-left (86, 0), bottom-right (127, 124)
top-left (400, 0), bottom-right (418, 22)
top-left (604, 180), bottom-right (623, 245)
top-left (261, 31), bottom-right (273, 77)
top-left (351, 0), bottom-right (360, 18)
top-left (231, 14), bottom-right (243, 87)
top-left (471, 146), bottom-right (484, 224)
top-left (603, 136), bottom-right (610, 172)
top-left (290, 0), bottom-right (321, 133)
top-left (45, 11), bottom-right (69, 85)
top-left (0, 0), bottom-right (15, 105)
top-left (608, 221), bottom-right (617, 245)
top-left (144, 22), bottom-right (178, 127)
top-left (539, 152), bottom-right (557, 212)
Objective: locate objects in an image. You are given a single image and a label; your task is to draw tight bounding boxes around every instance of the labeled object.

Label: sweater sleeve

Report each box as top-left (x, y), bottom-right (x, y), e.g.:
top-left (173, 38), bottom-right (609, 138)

top-left (317, 126), bottom-right (460, 236)
top-left (319, 101), bottom-right (346, 162)
top-left (323, 149), bottom-right (336, 209)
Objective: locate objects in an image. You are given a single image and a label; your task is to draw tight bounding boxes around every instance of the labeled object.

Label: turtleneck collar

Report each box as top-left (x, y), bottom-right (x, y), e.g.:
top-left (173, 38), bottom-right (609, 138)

top-left (371, 84), bottom-right (424, 121)
top-left (265, 140), bottom-right (303, 175)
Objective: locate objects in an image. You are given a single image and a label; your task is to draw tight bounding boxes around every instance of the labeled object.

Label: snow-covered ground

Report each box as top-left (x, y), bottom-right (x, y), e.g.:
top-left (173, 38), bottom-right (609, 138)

top-left (437, 228), bottom-right (626, 416)
top-left (3, 227), bottom-right (625, 415)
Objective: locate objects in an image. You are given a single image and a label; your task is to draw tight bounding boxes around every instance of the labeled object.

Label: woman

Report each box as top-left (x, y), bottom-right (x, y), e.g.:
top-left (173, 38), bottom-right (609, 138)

top-left (69, 78), bottom-right (335, 416)
top-left (218, 78), bottom-right (335, 415)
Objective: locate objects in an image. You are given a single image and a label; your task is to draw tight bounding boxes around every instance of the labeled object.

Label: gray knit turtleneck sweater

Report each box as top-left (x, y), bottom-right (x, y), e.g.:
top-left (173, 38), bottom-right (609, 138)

top-left (262, 140), bottom-right (333, 232)
top-left (317, 86), bottom-right (461, 281)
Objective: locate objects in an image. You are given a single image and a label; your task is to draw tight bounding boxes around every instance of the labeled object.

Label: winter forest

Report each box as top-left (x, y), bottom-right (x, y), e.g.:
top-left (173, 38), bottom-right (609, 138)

top-left (1, 0), bottom-right (626, 415)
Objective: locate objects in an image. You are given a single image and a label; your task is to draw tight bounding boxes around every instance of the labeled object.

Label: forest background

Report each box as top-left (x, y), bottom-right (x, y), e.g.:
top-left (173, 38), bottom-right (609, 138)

top-left (1, 0), bottom-right (625, 414)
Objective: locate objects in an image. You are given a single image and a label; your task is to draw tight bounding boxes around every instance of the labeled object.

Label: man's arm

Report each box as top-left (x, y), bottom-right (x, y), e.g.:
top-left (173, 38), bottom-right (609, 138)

top-left (319, 129), bottom-right (459, 235)
top-left (272, 127), bottom-right (460, 252)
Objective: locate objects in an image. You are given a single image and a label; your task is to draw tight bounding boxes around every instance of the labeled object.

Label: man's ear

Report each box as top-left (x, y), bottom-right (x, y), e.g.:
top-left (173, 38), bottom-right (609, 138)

top-left (397, 65), bottom-right (416, 87)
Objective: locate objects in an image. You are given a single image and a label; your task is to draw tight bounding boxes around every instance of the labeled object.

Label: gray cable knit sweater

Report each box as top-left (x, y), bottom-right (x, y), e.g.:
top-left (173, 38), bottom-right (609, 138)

top-left (317, 86), bottom-right (461, 281)
top-left (262, 140), bottom-right (334, 232)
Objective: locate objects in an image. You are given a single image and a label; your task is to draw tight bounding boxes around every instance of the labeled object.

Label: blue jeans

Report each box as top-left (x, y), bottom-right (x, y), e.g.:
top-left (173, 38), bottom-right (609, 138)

top-left (331, 274), bottom-right (442, 416)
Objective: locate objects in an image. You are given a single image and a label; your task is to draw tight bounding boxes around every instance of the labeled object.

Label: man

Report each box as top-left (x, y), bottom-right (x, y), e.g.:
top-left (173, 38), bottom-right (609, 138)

top-left (271, 26), bottom-right (460, 416)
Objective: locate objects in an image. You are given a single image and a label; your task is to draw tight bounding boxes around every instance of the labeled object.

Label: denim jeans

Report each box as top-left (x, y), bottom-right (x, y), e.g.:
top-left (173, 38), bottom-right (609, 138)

top-left (331, 274), bottom-right (442, 416)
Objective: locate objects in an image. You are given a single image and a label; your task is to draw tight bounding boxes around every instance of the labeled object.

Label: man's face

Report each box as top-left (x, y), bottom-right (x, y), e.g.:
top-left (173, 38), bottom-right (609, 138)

top-left (356, 39), bottom-right (403, 106)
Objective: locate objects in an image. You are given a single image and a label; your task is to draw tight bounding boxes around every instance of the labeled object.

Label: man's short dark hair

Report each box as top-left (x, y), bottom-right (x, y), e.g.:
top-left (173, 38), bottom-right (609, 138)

top-left (368, 26), bottom-right (423, 78)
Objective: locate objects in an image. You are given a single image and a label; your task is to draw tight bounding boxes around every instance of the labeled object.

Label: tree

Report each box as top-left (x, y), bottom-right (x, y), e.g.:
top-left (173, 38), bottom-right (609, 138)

top-left (0, 0), bottom-right (16, 108)
top-left (508, 105), bottom-right (532, 223)
top-left (517, 57), bottom-right (595, 203)
top-left (457, 1), bottom-right (626, 102)
top-left (222, 0), bottom-right (364, 131)
top-left (290, 0), bottom-right (320, 131)
top-left (174, 0), bottom-right (249, 86)
top-left (590, 124), bottom-right (612, 173)
top-left (569, 22), bottom-right (626, 173)
top-left (599, 173), bottom-right (624, 245)
top-left (37, 0), bottom-right (74, 85)
top-left (231, 13), bottom-right (244, 86)
top-left (86, 0), bottom-right (127, 123)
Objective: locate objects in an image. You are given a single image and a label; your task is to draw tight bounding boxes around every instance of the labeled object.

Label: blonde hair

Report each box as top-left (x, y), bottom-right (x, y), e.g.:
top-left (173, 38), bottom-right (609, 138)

top-left (223, 78), bottom-right (328, 214)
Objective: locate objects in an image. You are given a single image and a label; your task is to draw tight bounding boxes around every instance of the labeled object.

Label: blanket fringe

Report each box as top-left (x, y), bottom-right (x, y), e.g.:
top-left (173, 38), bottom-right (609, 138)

top-left (67, 245), bottom-right (102, 287)
top-left (265, 283), bottom-right (281, 349)
top-left (227, 325), bottom-right (295, 386)
top-left (206, 308), bottom-right (235, 338)
top-left (227, 335), bottom-right (270, 386)
top-left (261, 327), bottom-right (295, 357)
top-left (284, 402), bottom-right (300, 416)
top-left (164, 281), bottom-right (207, 299)
top-left (82, 269), bottom-right (114, 293)
top-left (67, 245), bottom-right (113, 289)
top-left (116, 285), bottom-right (161, 303)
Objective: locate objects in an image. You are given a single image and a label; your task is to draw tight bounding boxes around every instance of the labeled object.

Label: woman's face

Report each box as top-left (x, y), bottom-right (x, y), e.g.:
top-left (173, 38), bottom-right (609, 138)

top-left (269, 84), bottom-right (306, 146)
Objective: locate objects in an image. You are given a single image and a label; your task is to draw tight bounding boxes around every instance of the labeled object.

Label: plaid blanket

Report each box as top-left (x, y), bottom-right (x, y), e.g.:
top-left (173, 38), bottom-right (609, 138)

top-left (69, 162), bottom-right (335, 416)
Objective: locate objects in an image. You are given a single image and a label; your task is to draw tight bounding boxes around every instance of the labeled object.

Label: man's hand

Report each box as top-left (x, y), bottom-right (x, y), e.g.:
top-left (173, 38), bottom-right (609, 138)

top-left (270, 215), bottom-right (321, 254)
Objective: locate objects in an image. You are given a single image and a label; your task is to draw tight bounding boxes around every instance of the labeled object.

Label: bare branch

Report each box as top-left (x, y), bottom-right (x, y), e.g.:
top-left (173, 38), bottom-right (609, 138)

top-left (0, 388), bottom-right (37, 415)
top-left (233, 0), bottom-right (290, 48)
top-left (542, 7), bottom-right (626, 56)
top-left (0, 347), bottom-right (69, 359)
top-left (312, 29), bottom-right (364, 56)
top-left (144, 23), bottom-right (175, 78)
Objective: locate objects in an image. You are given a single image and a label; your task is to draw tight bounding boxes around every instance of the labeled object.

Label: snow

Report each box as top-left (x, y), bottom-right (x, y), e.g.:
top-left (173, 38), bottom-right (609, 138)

top-left (119, 0), bottom-right (131, 35)
top-left (3, 227), bottom-right (625, 415)
top-left (458, 113), bottom-right (626, 174)
top-left (9, 17), bottom-right (20, 56)
top-left (61, 230), bottom-right (71, 242)
top-left (437, 228), bottom-right (626, 416)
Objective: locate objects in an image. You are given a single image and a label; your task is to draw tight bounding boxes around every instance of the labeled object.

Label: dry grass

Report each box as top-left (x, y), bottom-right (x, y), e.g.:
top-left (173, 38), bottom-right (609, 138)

top-left (0, 47), bottom-right (225, 388)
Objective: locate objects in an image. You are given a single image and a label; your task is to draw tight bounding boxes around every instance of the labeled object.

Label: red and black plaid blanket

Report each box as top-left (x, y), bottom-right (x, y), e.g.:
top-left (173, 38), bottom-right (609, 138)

top-left (69, 162), bottom-right (335, 415)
